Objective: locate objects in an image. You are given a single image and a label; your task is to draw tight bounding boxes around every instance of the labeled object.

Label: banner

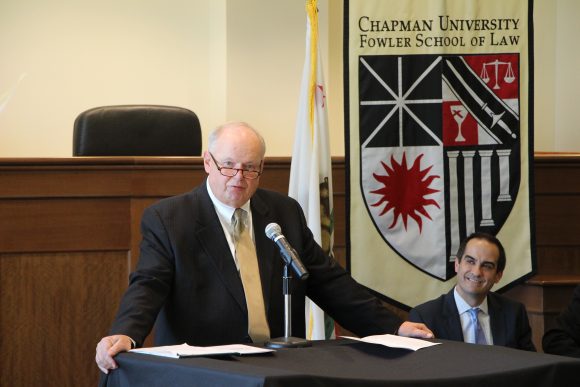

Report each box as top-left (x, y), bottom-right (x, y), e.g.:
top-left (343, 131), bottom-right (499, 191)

top-left (289, 0), bottom-right (336, 340)
top-left (344, 0), bottom-right (535, 308)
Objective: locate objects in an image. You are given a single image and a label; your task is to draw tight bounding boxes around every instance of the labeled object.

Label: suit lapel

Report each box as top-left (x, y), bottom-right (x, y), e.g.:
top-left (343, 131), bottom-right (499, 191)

top-left (193, 185), bottom-right (247, 314)
top-left (488, 293), bottom-right (505, 345)
top-left (250, 191), bottom-right (277, 315)
top-left (443, 289), bottom-right (465, 342)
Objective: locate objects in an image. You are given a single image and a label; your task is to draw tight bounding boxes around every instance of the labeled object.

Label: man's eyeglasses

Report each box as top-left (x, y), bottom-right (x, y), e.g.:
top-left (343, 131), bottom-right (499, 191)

top-left (208, 152), bottom-right (262, 180)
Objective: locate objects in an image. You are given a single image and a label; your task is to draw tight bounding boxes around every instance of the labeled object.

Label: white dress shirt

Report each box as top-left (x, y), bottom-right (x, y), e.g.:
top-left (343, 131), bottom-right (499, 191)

top-left (206, 181), bottom-right (254, 271)
top-left (453, 287), bottom-right (493, 344)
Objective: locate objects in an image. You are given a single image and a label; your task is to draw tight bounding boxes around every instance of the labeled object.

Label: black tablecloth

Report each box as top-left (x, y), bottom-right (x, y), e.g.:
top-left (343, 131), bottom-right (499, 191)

top-left (103, 338), bottom-right (580, 387)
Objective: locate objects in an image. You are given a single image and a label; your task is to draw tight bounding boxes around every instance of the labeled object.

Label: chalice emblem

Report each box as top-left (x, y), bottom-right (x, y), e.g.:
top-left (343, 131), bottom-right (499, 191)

top-left (450, 104), bottom-right (467, 142)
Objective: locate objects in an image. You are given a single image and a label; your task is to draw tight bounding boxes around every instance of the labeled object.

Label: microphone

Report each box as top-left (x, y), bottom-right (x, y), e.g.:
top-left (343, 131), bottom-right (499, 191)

top-left (265, 223), bottom-right (309, 280)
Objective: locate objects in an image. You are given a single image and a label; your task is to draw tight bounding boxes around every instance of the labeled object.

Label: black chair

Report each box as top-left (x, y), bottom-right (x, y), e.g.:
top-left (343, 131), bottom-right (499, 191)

top-left (73, 105), bottom-right (202, 156)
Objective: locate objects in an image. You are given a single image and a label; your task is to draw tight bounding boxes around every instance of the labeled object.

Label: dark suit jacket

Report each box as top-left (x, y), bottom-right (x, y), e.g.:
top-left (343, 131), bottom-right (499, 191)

top-left (542, 284), bottom-right (580, 358)
top-left (408, 288), bottom-right (536, 351)
top-left (109, 183), bottom-right (402, 346)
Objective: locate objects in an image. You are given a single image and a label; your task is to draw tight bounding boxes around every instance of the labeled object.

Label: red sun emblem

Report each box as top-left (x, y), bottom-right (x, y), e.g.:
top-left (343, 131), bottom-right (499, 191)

top-left (370, 153), bottom-right (441, 232)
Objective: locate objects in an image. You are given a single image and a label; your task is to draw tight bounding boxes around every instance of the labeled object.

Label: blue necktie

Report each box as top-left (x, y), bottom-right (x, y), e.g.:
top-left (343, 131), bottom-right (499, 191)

top-left (468, 308), bottom-right (488, 345)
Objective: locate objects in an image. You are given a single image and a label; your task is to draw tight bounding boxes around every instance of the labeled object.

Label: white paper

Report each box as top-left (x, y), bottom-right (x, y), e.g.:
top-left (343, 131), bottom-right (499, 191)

top-left (340, 334), bottom-right (440, 351)
top-left (130, 343), bottom-right (275, 358)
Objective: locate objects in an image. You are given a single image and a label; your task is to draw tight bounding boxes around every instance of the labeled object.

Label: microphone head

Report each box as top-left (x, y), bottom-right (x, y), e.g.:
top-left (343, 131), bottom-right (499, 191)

top-left (265, 223), bottom-right (282, 240)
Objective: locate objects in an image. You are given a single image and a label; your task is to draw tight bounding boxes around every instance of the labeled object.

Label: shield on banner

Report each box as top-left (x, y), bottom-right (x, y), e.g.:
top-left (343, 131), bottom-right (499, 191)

top-left (359, 54), bottom-right (520, 280)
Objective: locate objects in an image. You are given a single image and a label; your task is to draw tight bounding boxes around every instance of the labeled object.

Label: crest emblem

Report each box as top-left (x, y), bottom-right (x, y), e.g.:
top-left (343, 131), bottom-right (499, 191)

top-left (359, 54), bottom-right (520, 280)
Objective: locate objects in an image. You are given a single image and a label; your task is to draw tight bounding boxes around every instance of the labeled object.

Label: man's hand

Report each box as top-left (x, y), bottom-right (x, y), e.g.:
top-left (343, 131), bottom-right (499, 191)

top-left (397, 321), bottom-right (434, 339)
top-left (95, 335), bottom-right (133, 374)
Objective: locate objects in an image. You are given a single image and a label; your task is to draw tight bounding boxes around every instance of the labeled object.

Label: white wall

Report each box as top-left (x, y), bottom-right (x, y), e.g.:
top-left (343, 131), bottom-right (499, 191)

top-left (0, 0), bottom-right (216, 156)
top-left (533, 0), bottom-right (557, 150)
top-left (553, 0), bottom-right (580, 151)
top-left (0, 0), bottom-right (319, 157)
top-left (225, 0), bottom-right (306, 156)
top-left (0, 0), bottom-right (577, 157)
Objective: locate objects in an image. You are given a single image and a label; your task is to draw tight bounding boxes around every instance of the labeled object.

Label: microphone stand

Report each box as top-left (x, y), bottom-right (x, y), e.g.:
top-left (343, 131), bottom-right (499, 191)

top-left (265, 264), bottom-right (311, 348)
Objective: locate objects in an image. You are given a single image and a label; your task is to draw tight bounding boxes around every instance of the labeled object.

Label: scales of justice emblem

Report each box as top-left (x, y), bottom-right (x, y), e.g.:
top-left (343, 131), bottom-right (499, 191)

top-left (358, 53), bottom-right (520, 280)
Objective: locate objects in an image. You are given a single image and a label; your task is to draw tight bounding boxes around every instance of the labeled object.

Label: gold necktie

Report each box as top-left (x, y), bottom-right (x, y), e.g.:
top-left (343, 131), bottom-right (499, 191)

top-left (232, 208), bottom-right (270, 342)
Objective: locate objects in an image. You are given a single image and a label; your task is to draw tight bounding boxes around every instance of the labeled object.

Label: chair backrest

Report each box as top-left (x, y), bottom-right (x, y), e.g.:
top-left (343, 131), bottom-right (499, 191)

top-left (73, 105), bottom-right (202, 156)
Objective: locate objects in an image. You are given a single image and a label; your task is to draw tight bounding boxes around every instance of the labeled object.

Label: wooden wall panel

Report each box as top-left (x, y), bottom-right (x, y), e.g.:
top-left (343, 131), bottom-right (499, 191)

top-left (0, 170), bottom-right (132, 197)
top-left (130, 169), bottom-right (204, 197)
top-left (0, 199), bottom-right (130, 252)
top-left (536, 246), bottom-right (580, 275)
top-left (0, 251), bottom-right (128, 387)
top-left (535, 195), bottom-right (580, 246)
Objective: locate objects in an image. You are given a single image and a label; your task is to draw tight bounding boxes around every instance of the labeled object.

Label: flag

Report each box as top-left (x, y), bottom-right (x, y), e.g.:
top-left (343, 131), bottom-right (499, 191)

top-left (289, 0), bottom-right (336, 340)
top-left (344, 0), bottom-right (535, 308)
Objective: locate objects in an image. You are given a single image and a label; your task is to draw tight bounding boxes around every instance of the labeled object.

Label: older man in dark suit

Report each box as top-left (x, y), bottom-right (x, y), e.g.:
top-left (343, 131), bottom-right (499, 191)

top-left (409, 232), bottom-right (535, 351)
top-left (96, 121), bottom-right (433, 374)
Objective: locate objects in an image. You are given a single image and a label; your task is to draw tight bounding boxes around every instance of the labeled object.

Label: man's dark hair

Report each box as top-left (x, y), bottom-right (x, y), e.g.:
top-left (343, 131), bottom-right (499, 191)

top-left (455, 232), bottom-right (506, 273)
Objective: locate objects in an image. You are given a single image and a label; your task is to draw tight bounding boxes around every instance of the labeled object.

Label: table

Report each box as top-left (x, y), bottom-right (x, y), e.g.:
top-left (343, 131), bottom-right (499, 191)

top-left (103, 339), bottom-right (580, 387)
